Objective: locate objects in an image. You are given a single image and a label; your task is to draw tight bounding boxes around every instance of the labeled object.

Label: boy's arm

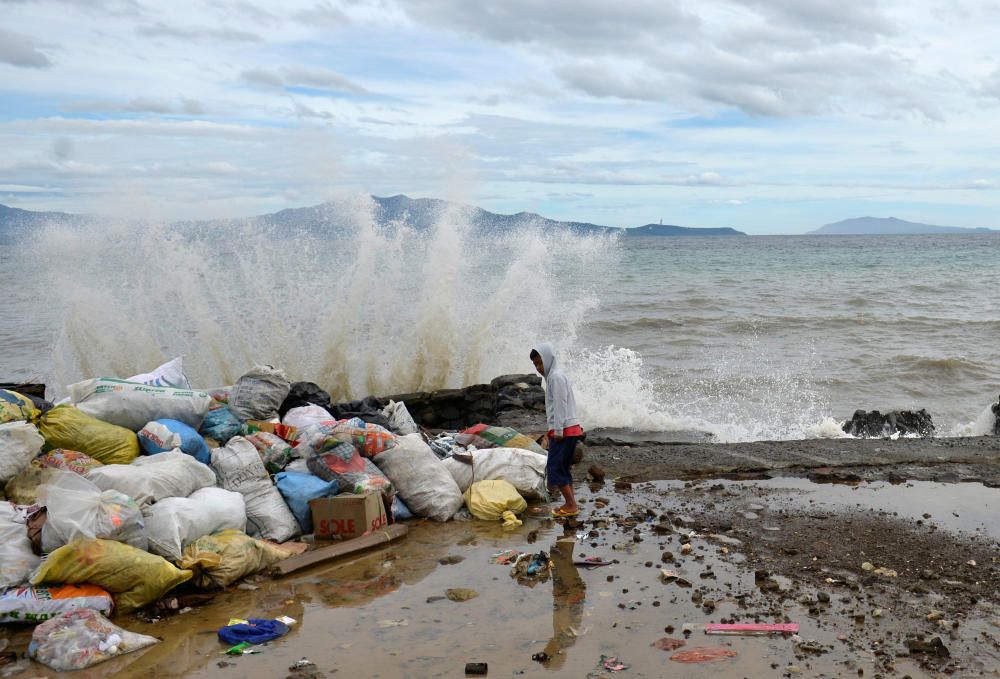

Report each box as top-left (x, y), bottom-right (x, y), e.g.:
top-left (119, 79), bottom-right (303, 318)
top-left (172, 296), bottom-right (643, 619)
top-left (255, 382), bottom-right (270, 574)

top-left (550, 376), bottom-right (569, 439)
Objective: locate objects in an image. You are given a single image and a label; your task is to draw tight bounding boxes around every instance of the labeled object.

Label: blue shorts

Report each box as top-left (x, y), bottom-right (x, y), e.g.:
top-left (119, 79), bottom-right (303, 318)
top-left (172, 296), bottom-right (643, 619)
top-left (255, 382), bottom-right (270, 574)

top-left (547, 436), bottom-right (579, 488)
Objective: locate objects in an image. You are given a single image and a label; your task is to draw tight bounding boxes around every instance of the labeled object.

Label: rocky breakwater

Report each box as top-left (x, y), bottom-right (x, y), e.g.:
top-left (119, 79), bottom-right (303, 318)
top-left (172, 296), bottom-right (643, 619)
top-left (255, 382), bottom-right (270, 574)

top-left (380, 374), bottom-right (546, 432)
top-left (842, 408), bottom-right (935, 438)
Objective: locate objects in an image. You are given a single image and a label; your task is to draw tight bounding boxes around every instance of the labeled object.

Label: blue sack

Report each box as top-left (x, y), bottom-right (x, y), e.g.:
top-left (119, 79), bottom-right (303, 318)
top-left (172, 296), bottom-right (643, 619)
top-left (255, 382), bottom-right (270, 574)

top-left (200, 403), bottom-right (242, 444)
top-left (138, 418), bottom-right (211, 464)
top-left (218, 618), bottom-right (290, 646)
top-left (275, 471), bottom-right (339, 534)
top-left (392, 495), bottom-right (414, 521)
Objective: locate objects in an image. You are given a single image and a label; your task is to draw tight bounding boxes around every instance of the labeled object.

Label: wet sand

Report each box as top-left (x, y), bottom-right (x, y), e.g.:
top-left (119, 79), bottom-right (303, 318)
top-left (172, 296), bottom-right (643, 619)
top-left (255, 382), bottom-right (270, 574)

top-left (3, 433), bottom-right (1000, 677)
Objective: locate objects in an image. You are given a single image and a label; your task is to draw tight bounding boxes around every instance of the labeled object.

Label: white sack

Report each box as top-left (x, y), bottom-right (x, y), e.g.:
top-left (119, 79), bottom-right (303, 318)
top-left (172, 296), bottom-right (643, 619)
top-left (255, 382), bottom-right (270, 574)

top-left (211, 437), bottom-right (298, 542)
top-left (127, 356), bottom-right (191, 389)
top-left (373, 434), bottom-right (463, 522)
top-left (281, 404), bottom-right (333, 430)
top-left (67, 378), bottom-right (212, 431)
top-left (0, 421), bottom-right (45, 484)
top-left (0, 501), bottom-right (39, 588)
top-left (442, 447), bottom-right (548, 500)
top-left (381, 400), bottom-right (419, 435)
top-left (85, 450), bottom-right (216, 506)
top-left (143, 487), bottom-right (246, 561)
top-left (229, 365), bottom-right (290, 421)
top-left (39, 471), bottom-right (147, 552)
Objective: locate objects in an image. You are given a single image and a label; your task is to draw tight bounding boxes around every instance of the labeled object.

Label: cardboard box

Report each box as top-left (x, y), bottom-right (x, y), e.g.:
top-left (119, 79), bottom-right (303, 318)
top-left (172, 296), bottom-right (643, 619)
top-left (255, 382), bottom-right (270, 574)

top-left (310, 491), bottom-right (389, 540)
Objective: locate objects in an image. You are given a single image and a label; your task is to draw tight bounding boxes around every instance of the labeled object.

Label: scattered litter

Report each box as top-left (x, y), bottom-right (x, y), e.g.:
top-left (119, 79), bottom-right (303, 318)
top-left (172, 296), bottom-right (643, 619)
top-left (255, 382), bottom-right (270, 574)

top-left (704, 623), bottom-right (799, 635)
top-left (290, 658), bottom-right (316, 670)
top-left (574, 557), bottom-right (613, 569)
top-left (490, 549), bottom-right (523, 565)
top-left (511, 551), bottom-right (552, 586)
top-left (651, 637), bottom-right (686, 651)
top-left (224, 642), bottom-right (258, 656)
top-left (531, 652), bottom-right (550, 662)
top-left (599, 654), bottom-right (629, 672)
top-left (669, 647), bottom-right (739, 664)
top-left (217, 618), bottom-right (290, 645)
top-left (445, 588), bottom-right (480, 602)
top-left (377, 619), bottom-right (409, 628)
top-left (464, 661), bottom-right (488, 675)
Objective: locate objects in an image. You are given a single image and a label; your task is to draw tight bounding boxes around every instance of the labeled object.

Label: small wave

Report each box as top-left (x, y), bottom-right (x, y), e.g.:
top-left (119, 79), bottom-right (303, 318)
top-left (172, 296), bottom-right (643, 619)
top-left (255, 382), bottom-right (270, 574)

top-left (590, 317), bottom-right (685, 332)
top-left (949, 404), bottom-right (997, 437)
top-left (891, 354), bottom-right (985, 376)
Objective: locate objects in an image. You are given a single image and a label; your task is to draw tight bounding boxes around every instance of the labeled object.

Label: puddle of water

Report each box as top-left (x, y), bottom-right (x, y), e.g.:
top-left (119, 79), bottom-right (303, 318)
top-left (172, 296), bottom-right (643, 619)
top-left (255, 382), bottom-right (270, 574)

top-left (717, 477), bottom-right (1000, 541)
top-left (7, 478), bottom-right (991, 678)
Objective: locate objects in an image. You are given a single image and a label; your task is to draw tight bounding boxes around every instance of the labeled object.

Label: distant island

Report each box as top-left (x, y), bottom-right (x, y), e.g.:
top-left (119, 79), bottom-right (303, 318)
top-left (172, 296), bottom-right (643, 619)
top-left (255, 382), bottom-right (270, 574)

top-left (0, 195), bottom-right (747, 239)
top-left (808, 216), bottom-right (994, 235)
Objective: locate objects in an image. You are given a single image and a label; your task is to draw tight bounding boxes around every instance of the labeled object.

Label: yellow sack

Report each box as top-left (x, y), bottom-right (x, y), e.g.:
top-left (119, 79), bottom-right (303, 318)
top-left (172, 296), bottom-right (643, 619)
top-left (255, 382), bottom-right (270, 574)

top-left (37, 406), bottom-right (139, 465)
top-left (0, 390), bottom-right (38, 424)
top-left (31, 538), bottom-right (192, 613)
top-left (4, 460), bottom-right (60, 505)
top-left (176, 529), bottom-right (293, 589)
top-left (464, 480), bottom-right (527, 521)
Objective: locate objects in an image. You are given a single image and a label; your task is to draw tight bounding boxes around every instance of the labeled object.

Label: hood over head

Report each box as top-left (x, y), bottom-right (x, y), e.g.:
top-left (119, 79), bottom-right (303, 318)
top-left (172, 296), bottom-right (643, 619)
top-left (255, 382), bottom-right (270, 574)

top-left (533, 342), bottom-right (557, 377)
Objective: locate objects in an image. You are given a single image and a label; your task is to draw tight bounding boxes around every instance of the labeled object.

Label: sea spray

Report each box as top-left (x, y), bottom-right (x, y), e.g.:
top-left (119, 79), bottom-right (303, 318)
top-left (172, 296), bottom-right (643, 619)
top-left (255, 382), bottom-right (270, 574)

top-left (37, 195), bottom-right (615, 404)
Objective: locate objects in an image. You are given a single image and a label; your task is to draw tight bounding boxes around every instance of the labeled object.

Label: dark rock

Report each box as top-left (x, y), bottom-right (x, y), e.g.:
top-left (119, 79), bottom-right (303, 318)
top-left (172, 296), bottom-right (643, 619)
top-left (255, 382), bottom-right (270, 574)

top-left (842, 409), bottom-right (934, 438)
top-left (992, 394), bottom-right (1000, 436)
top-left (588, 464), bottom-right (606, 483)
top-left (904, 637), bottom-right (950, 657)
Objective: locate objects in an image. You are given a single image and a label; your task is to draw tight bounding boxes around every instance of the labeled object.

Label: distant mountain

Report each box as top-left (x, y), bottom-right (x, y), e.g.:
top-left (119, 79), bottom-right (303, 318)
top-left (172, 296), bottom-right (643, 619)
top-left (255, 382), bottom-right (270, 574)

top-left (627, 223), bottom-right (745, 237)
top-left (809, 216), bottom-right (994, 235)
top-left (0, 195), bottom-right (746, 239)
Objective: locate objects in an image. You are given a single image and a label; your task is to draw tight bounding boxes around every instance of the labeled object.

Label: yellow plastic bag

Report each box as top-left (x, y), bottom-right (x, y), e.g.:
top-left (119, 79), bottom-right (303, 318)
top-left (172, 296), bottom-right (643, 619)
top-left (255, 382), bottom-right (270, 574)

top-left (37, 406), bottom-right (139, 465)
top-left (463, 480), bottom-right (527, 521)
top-left (4, 460), bottom-right (60, 506)
top-left (31, 538), bottom-right (192, 613)
top-left (0, 390), bottom-right (38, 424)
top-left (176, 529), bottom-right (293, 589)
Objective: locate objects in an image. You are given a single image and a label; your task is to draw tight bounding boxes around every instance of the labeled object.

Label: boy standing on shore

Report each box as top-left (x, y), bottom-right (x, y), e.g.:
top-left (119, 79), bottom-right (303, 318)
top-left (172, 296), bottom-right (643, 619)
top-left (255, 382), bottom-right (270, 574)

top-left (531, 343), bottom-right (584, 517)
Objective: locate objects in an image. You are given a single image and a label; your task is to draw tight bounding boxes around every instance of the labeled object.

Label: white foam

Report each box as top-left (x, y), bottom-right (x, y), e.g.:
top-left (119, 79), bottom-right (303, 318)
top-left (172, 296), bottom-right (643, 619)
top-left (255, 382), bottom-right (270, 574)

top-left (951, 404), bottom-right (997, 437)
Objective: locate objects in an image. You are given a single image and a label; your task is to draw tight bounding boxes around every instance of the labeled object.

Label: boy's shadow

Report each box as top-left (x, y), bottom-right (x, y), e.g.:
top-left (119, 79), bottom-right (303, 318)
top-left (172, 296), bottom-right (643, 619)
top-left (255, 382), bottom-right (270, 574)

top-left (541, 535), bottom-right (587, 670)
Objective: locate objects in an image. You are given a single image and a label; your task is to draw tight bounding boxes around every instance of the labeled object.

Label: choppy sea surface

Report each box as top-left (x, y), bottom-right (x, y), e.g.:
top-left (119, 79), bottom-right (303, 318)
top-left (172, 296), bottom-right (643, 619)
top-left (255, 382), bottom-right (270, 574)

top-left (1, 204), bottom-right (998, 442)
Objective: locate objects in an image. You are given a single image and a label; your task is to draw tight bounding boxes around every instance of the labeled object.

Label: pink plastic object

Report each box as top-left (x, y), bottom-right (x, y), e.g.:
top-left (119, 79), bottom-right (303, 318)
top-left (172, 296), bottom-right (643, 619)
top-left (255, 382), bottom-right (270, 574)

top-left (704, 623), bottom-right (799, 635)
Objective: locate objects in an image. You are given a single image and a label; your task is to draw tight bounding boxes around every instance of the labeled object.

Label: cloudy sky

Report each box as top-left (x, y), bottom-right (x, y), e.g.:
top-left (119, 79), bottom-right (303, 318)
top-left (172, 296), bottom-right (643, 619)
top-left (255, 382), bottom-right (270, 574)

top-left (2, 0), bottom-right (1000, 233)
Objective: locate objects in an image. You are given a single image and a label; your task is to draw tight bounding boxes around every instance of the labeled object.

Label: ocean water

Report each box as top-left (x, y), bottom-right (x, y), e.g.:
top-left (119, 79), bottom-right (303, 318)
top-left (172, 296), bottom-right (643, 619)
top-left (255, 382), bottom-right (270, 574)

top-left (1, 198), bottom-right (998, 442)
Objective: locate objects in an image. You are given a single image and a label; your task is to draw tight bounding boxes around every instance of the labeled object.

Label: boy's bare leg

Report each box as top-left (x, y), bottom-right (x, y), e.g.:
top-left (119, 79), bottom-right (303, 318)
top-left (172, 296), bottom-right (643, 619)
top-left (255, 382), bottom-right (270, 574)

top-left (559, 484), bottom-right (578, 513)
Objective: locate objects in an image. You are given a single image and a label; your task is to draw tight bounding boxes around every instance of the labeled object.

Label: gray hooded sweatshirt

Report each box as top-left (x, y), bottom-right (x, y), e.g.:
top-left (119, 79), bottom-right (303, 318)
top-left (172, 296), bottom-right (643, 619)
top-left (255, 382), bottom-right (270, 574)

top-left (533, 342), bottom-right (581, 436)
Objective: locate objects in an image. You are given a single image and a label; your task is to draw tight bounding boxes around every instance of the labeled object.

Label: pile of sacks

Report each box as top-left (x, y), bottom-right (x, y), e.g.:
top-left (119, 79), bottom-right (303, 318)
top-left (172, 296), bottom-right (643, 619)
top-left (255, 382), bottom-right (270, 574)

top-left (0, 358), bottom-right (553, 633)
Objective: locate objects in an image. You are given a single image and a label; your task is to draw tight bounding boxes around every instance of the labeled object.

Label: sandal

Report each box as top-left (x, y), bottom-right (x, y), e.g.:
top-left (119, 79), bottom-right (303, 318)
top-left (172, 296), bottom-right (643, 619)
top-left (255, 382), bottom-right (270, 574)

top-left (552, 507), bottom-right (580, 518)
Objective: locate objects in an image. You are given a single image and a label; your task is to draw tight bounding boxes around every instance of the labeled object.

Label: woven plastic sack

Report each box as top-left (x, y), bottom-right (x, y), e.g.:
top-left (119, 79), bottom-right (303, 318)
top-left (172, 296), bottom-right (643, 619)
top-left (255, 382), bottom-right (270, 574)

top-left (32, 538), bottom-right (193, 613)
top-left (274, 471), bottom-right (339, 533)
top-left (1, 500), bottom-right (39, 588)
top-left (144, 487), bottom-right (247, 561)
top-left (381, 400), bottom-right (419, 435)
top-left (0, 389), bottom-right (39, 424)
top-left (0, 420), bottom-right (45, 484)
top-left (455, 424), bottom-right (545, 454)
top-left (177, 529), bottom-right (293, 588)
top-left (211, 437), bottom-right (298, 542)
top-left (306, 441), bottom-right (393, 495)
top-left (85, 450), bottom-right (216, 506)
top-left (245, 431), bottom-right (294, 474)
top-left (138, 418), bottom-right (211, 464)
top-left (442, 447), bottom-right (548, 500)
top-left (4, 460), bottom-right (59, 505)
top-left (37, 449), bottom-right (103, 475)
top-left (229, 365), bottom-right (290, 421)
top-left (67, 378), bottom-right (211, 431)
top-left (28, 608), bottom-right (159, 671)
top-left (127, 356), bottom-right (190, 389)
top-left (39, 471), bottom-right (147, 552)
top-left (37, 405), bottom-right (139, 465)
top-left (199, 401), bottom-right (242, 443)
top-left (373, 434), bottom-right (462, 521)
top-left (0, 584), bottom-right (113, 624)
top-left (463, 480), bottom-right (527, 521)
